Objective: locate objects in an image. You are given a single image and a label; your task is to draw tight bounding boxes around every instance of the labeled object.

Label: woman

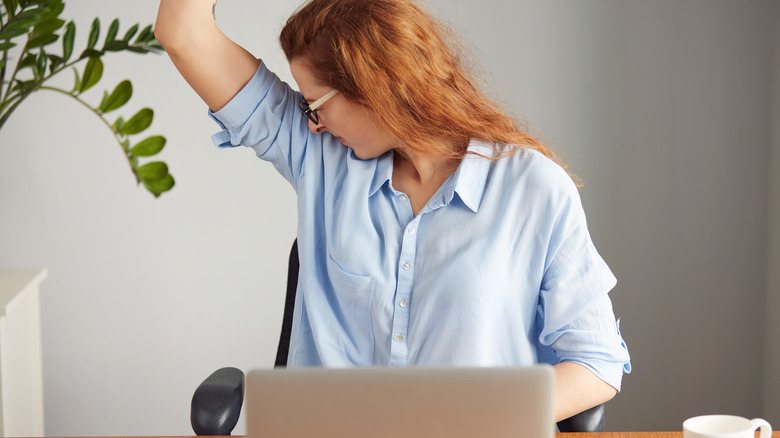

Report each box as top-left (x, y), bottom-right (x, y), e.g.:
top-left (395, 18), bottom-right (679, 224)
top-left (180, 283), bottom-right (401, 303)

top-left (155, 0), bottom-right (630, 422)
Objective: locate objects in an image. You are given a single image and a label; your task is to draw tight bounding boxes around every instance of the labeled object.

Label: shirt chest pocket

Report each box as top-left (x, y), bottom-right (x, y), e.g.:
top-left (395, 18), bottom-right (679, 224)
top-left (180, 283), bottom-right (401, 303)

top-left (317, 253), bottom-right (375, 364)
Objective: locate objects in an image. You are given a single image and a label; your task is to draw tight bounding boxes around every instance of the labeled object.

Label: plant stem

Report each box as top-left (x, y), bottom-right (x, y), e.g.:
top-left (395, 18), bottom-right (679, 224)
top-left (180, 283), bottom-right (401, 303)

top-left (0, 3), bottom-right (8, 81)
top-left (38, 84), bottom-right (140, 183)
top-left (1, 6), bottom-right (14, 104)
top-left (0, 56), bottom-right (83, 129)
top-left (1, 49), bottom-right (8, 102)
top-left (2, 41), bottom-right (29, 105)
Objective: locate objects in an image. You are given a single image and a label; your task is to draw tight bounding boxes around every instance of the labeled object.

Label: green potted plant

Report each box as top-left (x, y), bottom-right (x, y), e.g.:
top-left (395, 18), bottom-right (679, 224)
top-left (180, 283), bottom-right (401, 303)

top-left (1, 0), bottom-right (174, 197)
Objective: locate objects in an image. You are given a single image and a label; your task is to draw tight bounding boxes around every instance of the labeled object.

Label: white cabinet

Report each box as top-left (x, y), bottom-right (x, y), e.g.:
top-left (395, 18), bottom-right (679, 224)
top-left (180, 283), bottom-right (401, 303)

top-left (0, 269), bottom-right (46, 437)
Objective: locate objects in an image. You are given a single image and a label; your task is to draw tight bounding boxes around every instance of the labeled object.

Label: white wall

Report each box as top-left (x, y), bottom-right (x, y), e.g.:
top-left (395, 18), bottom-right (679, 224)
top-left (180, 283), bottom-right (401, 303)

top-left (0, 0), bottom-right (776, 435)
top-left (0, 1), bottom-right (300, 435)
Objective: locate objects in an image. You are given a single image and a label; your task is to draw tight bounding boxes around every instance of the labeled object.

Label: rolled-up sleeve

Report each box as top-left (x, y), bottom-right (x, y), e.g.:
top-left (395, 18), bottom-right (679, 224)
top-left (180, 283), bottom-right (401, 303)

top-left (537, 177), bottom-right (631, 391)
top-left (208, 61), bottom-right (314, 191)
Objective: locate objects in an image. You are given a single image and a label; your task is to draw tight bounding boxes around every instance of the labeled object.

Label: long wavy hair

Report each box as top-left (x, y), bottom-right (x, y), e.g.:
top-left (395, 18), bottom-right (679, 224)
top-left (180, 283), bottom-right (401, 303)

top-left (279, 0), bottom-right (578, 183)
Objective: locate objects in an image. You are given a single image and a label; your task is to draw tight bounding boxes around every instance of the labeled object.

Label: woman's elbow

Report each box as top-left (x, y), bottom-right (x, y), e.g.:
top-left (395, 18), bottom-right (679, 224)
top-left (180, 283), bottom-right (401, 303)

top-left (153, 17), bottom-right (179, 52)
top-left (154, 2), bottom-right (196, 52)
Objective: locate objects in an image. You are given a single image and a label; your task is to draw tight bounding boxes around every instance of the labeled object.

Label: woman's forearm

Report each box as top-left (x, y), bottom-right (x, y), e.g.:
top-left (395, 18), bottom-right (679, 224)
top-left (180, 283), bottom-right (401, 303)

top-left (155, 0), bottom-right (218, 49)
top-left (553, 361), bottom-right (617, 423)
top-left (155, 0), bottom-right (260, 111)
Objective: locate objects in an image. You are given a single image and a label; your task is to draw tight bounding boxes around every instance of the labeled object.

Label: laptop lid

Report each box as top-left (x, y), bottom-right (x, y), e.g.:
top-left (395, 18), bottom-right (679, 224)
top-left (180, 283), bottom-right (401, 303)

top-left (245, 365), bottom-right (555, 438)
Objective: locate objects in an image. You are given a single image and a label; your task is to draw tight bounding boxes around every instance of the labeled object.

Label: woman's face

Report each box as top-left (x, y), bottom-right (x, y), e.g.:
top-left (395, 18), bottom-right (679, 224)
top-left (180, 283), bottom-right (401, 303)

top-left (289, 59), bottom-right (399, 160)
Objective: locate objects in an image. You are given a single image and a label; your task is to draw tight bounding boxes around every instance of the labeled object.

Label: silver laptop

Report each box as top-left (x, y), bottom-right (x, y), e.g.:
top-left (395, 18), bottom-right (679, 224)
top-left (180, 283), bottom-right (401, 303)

top-left (245, 365), bottom-right (555, 438)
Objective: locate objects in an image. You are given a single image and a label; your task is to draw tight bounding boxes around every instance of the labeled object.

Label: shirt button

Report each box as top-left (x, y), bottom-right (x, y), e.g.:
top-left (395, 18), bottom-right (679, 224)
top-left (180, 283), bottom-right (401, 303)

top-left (395, 335), bottom-right (404, 342)
top-left (408, 227), bottom-right (415, 235)
top-left (400, 300), bottom-right (408, 308)
top-left (402, 263), bottom-right (410, 271)
top-left (399, 195), bottom-right (408, 202)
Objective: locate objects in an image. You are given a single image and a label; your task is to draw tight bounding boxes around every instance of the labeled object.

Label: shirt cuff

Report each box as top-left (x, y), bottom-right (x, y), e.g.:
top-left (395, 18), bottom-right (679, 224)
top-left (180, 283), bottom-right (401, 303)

top-left (557, 318), bottom-right (632, 392)
top-left (209, 61), bottom-right (276, 149)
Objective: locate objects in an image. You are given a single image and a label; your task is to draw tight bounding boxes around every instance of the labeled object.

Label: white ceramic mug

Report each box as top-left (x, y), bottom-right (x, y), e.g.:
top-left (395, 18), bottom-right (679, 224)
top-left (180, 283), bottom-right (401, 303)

top-left (683, 415), bottom-right (772, 438)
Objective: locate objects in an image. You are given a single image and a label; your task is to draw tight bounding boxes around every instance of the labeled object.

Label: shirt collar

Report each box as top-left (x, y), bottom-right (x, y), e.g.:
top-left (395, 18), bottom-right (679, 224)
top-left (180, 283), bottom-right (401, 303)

top-left (368, 151), bottom-right (394, 197)
top-left (449, 140), bottom-right (494, 213)
top-left (368, 140), bottom-right (495, 213)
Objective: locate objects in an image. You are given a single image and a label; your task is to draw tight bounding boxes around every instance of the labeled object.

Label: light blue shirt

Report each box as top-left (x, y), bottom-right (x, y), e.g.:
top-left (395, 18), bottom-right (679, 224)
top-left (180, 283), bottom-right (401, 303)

top-left (210, 63), bottom-right (631, 390)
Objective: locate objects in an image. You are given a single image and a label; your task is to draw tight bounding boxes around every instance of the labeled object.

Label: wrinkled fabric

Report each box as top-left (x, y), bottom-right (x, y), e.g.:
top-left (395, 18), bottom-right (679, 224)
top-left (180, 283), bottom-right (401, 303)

top-left (210, 62), bottom-right (631, 390)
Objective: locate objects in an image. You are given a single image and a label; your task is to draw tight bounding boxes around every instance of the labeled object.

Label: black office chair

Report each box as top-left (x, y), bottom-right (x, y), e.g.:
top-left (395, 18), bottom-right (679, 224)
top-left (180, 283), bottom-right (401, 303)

top-left (190, 239), bottom-right (605, 435)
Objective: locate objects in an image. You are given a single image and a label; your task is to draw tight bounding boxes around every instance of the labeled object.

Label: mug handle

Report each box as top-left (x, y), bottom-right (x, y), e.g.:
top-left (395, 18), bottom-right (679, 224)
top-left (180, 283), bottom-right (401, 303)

top-left (750, 418), bottom-right (772, 438)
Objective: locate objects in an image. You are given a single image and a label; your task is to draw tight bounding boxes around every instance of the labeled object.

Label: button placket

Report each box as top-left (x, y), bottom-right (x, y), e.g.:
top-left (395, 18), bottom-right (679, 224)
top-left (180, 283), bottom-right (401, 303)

top-left (389, 212), bottom-right (419, 367)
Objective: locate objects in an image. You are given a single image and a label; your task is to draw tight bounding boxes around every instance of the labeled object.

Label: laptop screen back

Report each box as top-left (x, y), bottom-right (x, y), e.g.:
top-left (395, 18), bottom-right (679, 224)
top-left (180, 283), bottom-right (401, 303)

top-left (246, 365), bottom-right (555, 438)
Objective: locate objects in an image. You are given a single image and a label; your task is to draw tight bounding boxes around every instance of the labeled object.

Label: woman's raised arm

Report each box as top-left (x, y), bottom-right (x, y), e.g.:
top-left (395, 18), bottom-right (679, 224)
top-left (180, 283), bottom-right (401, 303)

top-left (155, 0), bottom-right (261, 111)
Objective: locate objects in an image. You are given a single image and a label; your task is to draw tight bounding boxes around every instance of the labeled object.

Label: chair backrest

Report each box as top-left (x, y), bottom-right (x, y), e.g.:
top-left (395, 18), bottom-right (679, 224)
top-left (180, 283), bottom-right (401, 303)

top-left (274, 239), bottom-right (299, 367)
top-left (272, 239), bottom-right (605, 432)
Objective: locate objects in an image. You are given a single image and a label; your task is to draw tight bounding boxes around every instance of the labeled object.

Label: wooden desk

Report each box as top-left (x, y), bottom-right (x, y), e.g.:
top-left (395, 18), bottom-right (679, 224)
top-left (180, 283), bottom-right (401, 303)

top-left (560, 434), bottom-right (779, 438)
top-left (56, 434), bottom-right (780, 438)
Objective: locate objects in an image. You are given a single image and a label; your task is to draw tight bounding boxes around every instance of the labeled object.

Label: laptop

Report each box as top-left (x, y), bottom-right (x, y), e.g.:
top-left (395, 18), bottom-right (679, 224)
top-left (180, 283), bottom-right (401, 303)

top-left (245, 365), bottom-right (555, 438)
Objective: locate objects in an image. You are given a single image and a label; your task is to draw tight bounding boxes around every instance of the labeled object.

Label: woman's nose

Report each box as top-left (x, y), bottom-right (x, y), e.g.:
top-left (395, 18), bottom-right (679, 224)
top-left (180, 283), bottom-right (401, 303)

top-left (308, 118), bottom-right (327, 134)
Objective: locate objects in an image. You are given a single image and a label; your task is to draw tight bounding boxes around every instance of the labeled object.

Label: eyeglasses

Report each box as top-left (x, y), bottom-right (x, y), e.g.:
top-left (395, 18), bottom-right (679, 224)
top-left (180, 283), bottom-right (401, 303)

top-left (299, 89), bottom-right (339, 125)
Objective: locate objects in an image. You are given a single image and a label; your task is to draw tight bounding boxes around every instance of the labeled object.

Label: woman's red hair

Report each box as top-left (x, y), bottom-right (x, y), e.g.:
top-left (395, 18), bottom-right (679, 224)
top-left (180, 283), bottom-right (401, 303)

top-left (280, 0), bottom-right (578, 183)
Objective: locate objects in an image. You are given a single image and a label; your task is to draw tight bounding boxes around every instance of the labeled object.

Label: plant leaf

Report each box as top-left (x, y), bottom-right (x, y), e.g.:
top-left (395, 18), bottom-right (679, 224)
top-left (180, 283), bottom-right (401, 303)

top-left (137, 161), bottom-right (167, 181)
top-left (0, 41), bottom-right (17, 51)
top-left (78, 48), bottom-right (102, 59)
top-left (98, 90), bottom-right (109, 111)
top-left (86, 17), bottom-right (99, 50)
top-left (0, 26), bottom-right (31, 40)
top-left (34, 48), bottom-right (47, 79)
top-left (62, 20), bottom-right (74, 61)
top-left (120, 107), bottom-right (153, 136)
top-left (78, 56), bottom-right (102, 94)
top-left (18, 53), bottom-right (36, 69)
top-left (122, 23), bottom-right (138, 42)
top-left (125, 46), bottom-right (151, 54)
top-left (104, 18), bottom-right (119, 48)
top-left (143, 172), bottom-right (174, 197)
top-left (99, 79), bottom-right (132, 113)
top-left (12, 79), bottom-right (35, 94)
top-left (70, 66), bottom-right (81, 92)
top-left (113, 116), bottom-right (125, 132)
top-left (28, 32), bottom-right (58, 48)
top-left (34, 0), bottom-right (66, 35)
top-left (127, 41), bottom-right (163, 54)
top-left (6, 7), bottom-right (45, 29)
top-left (130, 135), bottom-right (165, 157)
top-left (31, 17), bottom-right (65, 38)
top-left (103, 40), bottom-right (127, 52)
top-left (2, 0), bottom-right (18, 16)
top-left (134, 24), bottom-right (152, 43)
top-left (47, 53), bottom-right (63, 72)
top-left (39, 0), bottom-right (64, 21)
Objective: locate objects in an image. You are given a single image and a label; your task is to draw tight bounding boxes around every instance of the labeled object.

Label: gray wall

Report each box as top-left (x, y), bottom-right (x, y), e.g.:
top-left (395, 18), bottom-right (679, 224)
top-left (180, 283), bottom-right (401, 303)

top-left (0, 0), bottom-right (776, 435)
top-left (765, 0), bottom-right (780, 424)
